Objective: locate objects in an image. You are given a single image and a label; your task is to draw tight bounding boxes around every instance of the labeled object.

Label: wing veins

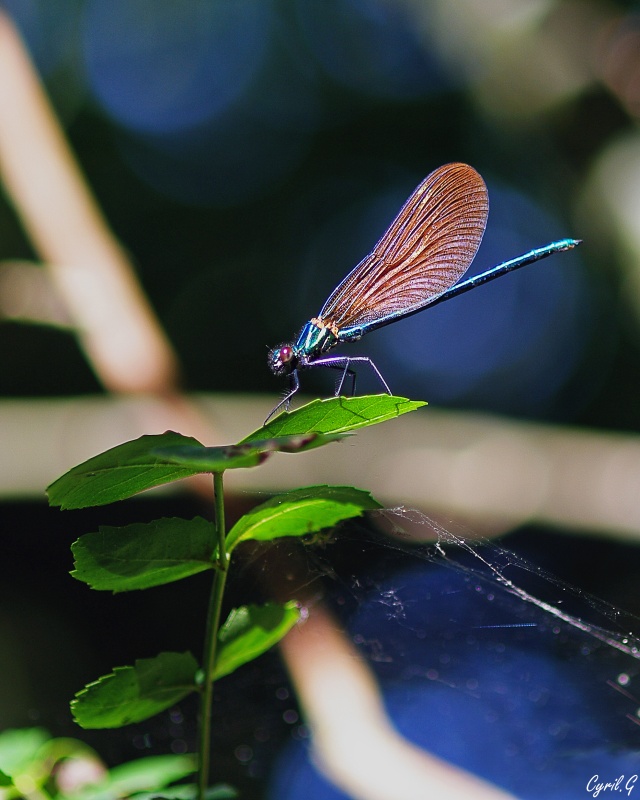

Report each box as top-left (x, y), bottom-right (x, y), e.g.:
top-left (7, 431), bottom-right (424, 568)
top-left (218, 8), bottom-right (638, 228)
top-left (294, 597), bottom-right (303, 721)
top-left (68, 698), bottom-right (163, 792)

top-left (318, 163), bottom-right (489, 331)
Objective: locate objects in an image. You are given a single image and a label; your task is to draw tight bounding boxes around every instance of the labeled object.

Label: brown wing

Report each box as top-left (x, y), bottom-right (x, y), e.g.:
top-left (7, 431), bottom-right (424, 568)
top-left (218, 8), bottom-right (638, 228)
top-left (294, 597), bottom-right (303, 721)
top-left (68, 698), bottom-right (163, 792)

top-left (318, 163), bottom-right (489, 330)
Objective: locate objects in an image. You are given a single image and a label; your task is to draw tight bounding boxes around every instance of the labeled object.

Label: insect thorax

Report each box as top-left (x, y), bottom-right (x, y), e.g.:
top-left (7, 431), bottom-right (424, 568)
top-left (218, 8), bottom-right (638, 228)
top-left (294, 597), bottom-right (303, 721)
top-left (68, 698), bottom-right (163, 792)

top-left (295, 318), bottom-right (339, 360)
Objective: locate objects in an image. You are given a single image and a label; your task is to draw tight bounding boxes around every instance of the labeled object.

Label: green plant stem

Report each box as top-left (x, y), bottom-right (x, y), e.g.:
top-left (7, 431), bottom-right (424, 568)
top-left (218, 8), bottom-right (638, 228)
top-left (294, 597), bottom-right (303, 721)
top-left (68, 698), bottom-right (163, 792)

top-left (197, 471), bottom-right (228, 800)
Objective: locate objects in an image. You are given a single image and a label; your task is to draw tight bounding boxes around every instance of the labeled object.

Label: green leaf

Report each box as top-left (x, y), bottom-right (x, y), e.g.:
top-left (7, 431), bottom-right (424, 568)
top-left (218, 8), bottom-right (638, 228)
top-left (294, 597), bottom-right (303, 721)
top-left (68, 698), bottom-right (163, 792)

top-left (242, 394), bottom-right (425, 441)
top-left (131, 785), bottom-right (237, 800)
top-left (0, 769), bottom-right (12, 787)
top-left (226, 485), bottom-right (381, 551)
top-left (215, 603), bottom-right (300, 679)
top-left (71, 652), bottom-right (199, 729)
top-left (0, 728), bottom-right (50, 775)
top-left (47, 432), bottom-right (205, 510)
top-left (47, 430), bottom-right (349, 512)
top-left (70, 755), bottom-right (199, 800)
top-left (152, 431), bottom-right (344, 471)
top-left (67, 754), bottom-right (208, 800)
top-left (71, 517), bottom-right (215, 592)
top-left (107, 754), bottom-right (196, 795)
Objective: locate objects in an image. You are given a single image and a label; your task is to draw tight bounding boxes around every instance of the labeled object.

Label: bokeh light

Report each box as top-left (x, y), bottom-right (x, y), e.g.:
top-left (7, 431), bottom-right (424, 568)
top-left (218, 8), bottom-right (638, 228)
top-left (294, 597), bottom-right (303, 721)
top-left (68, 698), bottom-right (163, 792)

top-left (2, 0), bottom-right (83, 77)
top-left (295, 0), bottom-right (451, 99)
top-left (83, 0), bottom-right (271, 134)
top-left (585, 132), bottom-right (640, 335)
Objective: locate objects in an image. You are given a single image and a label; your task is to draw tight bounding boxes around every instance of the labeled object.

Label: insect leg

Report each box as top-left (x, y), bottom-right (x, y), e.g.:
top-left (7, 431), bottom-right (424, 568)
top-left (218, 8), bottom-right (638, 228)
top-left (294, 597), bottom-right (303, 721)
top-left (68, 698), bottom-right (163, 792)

top-left (265, 370), bottom-right (300, 423)
top-left (312, 355), bottom-right (392, 396)
top-left (322, 361), bottom-right (357, 396)
top-left (336, 361), bottom-right (355, 396)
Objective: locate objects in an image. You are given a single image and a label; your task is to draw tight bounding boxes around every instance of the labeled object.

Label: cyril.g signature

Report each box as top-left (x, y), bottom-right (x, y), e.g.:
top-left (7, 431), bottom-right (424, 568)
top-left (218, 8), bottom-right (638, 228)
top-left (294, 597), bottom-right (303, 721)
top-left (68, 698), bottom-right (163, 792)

top-left (586, 775), bottom-right (637, 797)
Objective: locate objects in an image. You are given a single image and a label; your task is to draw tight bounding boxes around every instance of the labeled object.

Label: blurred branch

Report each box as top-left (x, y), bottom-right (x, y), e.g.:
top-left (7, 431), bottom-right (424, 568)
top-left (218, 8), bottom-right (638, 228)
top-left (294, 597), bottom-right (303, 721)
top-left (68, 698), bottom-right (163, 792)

top-left (0, 260), bottom-right (72, 327)
top-left (281, 606), bottom-right (517, 800)
top-left (2, 393), bottom-right (640, 544)
top-left (0, 11), bottom-right (178, 394)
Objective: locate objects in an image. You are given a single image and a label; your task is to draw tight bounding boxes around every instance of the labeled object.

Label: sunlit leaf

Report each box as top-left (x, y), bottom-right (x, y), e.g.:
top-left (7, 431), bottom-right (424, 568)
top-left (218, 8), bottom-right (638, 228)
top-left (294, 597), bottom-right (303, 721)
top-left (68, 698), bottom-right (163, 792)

top-left (47, 432), bottom-right (205, 510)
top-left (214, 603), bottom-right (300, 679)
top-left (47, 429), bottom-right (350, 512)
top-left (226, 485), bottom-right (381, 551)
top-left (71, 652), bottom-right (199, 729)
top-left (152, 432), bottom-right (345, 471)
top-left (0, 728), bottom-right (50, 775)
top-left (71, 517), bottom-right (215, 592)
top-left (242, 394), bottom-right (425, 441)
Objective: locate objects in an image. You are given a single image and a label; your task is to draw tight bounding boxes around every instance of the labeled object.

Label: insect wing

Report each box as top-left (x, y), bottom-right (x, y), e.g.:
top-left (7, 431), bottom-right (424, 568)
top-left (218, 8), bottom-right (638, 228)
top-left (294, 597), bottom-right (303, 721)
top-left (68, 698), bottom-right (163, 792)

top-left (318, 163), bottom-right (489, 331)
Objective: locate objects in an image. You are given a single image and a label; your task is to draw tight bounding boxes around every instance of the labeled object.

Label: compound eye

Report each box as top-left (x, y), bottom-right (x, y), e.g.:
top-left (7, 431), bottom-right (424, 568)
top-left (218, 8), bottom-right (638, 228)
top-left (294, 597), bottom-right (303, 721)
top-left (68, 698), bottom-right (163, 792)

top-left (279, 346), bottom-right (293, 364)
top-left (268, 344), bottom-right (297, 376)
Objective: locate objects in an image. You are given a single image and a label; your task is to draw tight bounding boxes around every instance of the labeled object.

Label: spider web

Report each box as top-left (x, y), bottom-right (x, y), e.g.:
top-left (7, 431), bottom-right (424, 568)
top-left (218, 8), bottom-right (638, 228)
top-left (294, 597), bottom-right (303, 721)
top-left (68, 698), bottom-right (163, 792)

top-left (228, 506), bottom-right (640, 799)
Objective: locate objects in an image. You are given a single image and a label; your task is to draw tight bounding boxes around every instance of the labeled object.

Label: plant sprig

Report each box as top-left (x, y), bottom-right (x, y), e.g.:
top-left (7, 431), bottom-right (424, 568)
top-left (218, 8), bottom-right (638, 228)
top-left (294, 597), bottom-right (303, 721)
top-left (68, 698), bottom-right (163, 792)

top-left (43, 395), bottom-right (425, 798)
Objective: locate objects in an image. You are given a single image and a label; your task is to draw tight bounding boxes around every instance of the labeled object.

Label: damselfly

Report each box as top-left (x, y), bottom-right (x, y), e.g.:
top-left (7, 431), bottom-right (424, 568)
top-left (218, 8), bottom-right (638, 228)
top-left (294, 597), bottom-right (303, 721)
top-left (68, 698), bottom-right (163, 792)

top-left (268, 163), bottom-right (579, 420)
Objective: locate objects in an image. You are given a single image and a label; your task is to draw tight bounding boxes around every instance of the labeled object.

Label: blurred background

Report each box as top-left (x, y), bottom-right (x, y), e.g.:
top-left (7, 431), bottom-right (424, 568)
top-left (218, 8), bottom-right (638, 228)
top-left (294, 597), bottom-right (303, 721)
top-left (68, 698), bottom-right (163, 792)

top-left (2, 1), bottom-right (640, 798)
top-left (0, 0), bottom-right (619, 414)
